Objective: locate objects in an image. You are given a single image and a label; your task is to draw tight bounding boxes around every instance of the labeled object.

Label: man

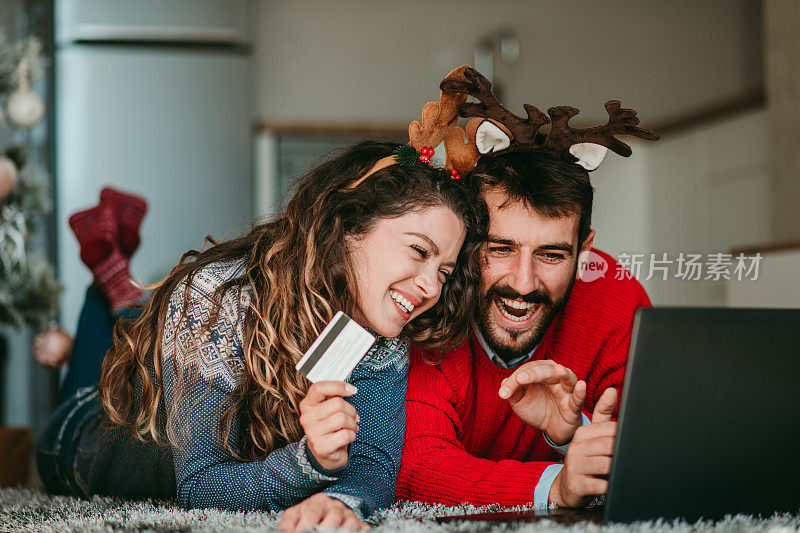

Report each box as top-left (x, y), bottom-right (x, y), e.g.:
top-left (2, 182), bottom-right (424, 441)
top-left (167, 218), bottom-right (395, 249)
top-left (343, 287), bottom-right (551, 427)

top-left (396, 146), bottom-right (651, 509)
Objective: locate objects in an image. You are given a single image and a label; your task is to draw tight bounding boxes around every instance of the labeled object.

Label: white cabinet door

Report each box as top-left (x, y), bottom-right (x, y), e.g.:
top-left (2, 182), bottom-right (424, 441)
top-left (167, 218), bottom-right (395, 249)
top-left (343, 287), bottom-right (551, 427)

top-left (56, 46), bottom-right (252, 330)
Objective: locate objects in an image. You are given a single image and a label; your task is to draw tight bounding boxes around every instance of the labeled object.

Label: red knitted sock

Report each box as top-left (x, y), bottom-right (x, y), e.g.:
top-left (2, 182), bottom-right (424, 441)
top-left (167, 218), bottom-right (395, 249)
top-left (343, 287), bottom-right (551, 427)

top-left (68, 203), bottom-right (143, 310)
top-left (100, 187), bottom-right (148, 259)
top-left (68, 204), bottom-right (117, 269)
top-left (92, 247), bottom-right (143, 310)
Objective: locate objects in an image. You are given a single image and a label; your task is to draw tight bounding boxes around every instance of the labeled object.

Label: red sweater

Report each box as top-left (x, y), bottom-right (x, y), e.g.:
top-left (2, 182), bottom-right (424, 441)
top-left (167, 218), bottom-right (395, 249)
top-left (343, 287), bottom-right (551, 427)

top-left (396, 250), bottom-right (651, 506)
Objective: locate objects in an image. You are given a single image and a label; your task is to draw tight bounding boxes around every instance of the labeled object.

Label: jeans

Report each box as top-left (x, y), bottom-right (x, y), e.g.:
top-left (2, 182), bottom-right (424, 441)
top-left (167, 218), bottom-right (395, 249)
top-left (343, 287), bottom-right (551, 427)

top-left (36, 286), bottom-right (175, 500)
top-left (60, 285), bottom-right (140, 403)
top-left (36, 385), bottom-right (102, 497)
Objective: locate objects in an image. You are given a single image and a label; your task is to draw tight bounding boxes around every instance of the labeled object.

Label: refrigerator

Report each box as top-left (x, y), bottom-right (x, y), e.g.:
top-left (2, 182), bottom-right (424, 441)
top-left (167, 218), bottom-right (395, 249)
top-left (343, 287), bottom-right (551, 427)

top-left (55, 0), bottom-right (254, 331)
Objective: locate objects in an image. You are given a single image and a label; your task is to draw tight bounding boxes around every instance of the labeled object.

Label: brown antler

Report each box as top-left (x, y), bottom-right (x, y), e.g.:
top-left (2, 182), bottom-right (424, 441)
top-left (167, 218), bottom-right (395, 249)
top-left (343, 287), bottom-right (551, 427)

top-left (409, 66), bottom-right (470, 151)
top-left (542, 101), bottom-right (660, 157)
top-left (440, 67), bottom-right (549, 145)
top-left (443, 118), bottom-right (482, 177)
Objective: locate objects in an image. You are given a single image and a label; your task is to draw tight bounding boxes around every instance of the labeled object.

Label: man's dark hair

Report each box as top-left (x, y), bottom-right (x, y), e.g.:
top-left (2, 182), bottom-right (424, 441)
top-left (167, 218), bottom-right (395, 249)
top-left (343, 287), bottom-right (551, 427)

top-left (467, 146), bottom-right (594, 246)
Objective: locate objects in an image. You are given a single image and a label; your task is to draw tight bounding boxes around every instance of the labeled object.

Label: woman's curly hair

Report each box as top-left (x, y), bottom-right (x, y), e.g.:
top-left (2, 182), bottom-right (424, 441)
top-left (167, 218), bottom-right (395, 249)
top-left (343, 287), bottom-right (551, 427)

top-left (99, 140), bottom-right (487, 461)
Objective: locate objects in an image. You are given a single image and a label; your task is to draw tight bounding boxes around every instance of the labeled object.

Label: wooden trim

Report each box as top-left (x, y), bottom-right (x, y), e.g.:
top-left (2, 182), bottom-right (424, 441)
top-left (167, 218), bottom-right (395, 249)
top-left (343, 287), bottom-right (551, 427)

top-left (254, 120), bottom-right (407, 137)
top-left (731, 239), bottom-right (800, 256)
top-left (650, 87), bottom-right (765, 135)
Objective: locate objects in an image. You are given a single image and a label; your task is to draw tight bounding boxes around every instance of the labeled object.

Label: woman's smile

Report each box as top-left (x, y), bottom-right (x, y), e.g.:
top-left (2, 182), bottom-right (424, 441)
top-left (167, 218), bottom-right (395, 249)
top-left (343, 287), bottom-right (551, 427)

top-left (346, 206), bottom-right (466, 338)
top-left (389, 288), bottom-right (420, 321)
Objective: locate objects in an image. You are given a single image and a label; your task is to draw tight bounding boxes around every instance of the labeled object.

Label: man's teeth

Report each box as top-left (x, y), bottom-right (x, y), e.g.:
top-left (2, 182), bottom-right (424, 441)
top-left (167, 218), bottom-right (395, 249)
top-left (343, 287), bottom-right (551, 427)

top-left (498, 297), bottom-right (537, 322)
top-left (500, 297), bottom-right (535, 310)
top-left (390, 290), bottom-right (415, 313)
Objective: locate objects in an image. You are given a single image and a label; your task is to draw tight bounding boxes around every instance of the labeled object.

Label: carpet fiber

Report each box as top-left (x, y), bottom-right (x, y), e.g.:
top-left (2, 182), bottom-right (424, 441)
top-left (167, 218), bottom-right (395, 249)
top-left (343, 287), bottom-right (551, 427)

top-left (1, 488), bottom-right (799, 532)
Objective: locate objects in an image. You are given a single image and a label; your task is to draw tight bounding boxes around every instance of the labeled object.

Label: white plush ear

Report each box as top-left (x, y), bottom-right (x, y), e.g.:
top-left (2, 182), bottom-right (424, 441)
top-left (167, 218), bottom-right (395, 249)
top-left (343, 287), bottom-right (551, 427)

top-left (475, 120), bottom-right (511, 154)
top-left (569, 143), bottom-right (608, 171)
top-left (430, 140), bottom-right (446, 168)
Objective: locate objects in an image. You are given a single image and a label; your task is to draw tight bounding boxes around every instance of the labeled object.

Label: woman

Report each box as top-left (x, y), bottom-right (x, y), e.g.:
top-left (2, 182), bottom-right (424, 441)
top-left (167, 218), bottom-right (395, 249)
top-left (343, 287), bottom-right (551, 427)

top-left (37, 140), bottom-right (486, 531)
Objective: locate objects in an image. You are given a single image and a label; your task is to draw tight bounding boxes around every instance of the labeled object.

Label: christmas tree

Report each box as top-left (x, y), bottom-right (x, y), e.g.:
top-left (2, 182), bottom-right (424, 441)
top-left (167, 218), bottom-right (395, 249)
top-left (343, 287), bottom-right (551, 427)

top-left (0, 33), bottom-right (60, 329)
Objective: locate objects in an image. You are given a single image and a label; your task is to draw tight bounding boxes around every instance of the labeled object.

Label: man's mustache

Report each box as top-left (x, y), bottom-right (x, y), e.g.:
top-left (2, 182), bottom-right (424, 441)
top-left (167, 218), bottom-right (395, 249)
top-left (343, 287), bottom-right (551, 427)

top-left (487, 285), bottom-right (552, 305)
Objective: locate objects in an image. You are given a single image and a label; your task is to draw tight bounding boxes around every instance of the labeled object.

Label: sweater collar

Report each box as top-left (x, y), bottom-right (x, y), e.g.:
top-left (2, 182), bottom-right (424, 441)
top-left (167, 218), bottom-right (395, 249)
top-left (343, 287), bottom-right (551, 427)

top-left (471, 323), bottom-right (538, 369)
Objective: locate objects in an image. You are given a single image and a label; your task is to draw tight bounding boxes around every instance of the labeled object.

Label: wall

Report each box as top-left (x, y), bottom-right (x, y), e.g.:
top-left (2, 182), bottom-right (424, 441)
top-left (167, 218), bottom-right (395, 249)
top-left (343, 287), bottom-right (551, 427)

top-left (254, 0), bottom-right (762, 126)
top-left (591, 144), bottom-right (651, 260)
top-left (764, 0), bottom-right (800, 241)
top-left (590, 108), bottom-right (770, 306)
top-left (727, 247), bottom-right (800, 308)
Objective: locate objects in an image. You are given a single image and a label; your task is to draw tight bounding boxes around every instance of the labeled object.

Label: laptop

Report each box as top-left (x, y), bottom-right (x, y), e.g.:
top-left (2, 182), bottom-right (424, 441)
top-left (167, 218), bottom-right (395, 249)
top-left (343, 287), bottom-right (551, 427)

top-left (437, 308), bottom-right (800, 524)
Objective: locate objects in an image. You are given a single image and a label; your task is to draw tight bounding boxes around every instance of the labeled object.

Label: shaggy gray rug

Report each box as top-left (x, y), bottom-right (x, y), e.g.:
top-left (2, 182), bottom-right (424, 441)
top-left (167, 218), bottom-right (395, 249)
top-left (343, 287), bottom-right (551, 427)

top-left (1, 488), bottom-right (799, 533)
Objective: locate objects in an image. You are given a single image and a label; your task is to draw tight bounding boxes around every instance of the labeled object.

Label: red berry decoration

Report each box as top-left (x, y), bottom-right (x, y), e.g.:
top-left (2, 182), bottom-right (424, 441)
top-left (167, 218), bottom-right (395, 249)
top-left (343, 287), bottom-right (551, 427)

top-left (419, 155), bottom-right (430, 163)
top-left (420, 147), bottom-right (435, 157)
top-left (450, 168), bottom-right (461, 180)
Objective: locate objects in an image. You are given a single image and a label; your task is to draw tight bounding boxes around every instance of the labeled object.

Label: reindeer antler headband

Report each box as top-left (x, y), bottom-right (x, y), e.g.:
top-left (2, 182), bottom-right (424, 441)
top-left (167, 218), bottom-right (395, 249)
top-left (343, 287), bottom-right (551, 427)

top-left (347, 65), bottom-right (475, 188)
top-left (438, 66), bottom-right (661, 174)
top-left (348, 66), bottom-right (659, 188)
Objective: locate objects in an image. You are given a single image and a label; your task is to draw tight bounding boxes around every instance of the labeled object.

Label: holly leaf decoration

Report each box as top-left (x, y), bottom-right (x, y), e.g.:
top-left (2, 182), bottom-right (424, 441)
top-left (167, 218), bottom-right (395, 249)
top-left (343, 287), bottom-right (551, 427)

top-left (393, 145), bottom-right (421, 166)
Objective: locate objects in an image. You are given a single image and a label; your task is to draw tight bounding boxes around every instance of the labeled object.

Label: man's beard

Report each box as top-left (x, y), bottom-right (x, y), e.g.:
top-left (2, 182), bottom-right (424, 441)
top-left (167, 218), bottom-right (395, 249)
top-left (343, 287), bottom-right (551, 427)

top-left (475, 275), bottom-right (577, 364)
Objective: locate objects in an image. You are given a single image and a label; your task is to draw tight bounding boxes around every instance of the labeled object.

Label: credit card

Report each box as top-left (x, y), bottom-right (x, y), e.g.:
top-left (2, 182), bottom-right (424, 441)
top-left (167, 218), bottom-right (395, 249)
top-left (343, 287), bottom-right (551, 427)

top-left (295, 311), bottom-right (376, 383)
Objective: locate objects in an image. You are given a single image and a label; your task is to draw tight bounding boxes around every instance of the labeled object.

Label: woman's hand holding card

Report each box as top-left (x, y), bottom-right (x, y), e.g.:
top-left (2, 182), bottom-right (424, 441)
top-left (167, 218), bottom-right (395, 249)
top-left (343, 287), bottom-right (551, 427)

top-left (299, 381), bottom-right (360, 471)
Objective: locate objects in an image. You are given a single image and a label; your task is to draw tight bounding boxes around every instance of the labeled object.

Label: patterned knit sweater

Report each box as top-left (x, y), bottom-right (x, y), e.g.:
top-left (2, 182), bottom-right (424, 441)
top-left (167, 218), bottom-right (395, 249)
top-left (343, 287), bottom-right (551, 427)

top-left (161, 261), bottom-right (408, 518)
top-left (396, 250), bottom-right (650, 506)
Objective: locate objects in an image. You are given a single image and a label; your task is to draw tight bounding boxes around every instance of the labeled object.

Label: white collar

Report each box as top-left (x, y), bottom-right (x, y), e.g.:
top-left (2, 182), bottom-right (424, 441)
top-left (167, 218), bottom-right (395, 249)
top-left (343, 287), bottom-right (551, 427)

top-left (472, 323), bottom-right (537, 369)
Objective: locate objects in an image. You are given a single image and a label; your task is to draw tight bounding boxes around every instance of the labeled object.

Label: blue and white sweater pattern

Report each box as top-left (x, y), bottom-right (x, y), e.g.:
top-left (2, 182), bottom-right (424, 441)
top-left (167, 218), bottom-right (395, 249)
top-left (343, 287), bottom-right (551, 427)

top-left (160, 261), bottom-right (408, 518)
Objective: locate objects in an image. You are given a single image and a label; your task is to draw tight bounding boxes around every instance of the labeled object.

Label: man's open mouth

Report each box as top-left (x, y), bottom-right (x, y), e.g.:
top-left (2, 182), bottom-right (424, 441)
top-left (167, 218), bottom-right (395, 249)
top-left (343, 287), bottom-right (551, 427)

top-left (495, 297), bottom-right (538, 322)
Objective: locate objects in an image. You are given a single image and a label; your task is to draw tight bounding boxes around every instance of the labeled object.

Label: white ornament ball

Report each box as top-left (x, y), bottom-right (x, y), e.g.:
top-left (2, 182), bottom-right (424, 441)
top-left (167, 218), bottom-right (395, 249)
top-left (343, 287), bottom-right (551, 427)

top-left (0, 155), bottom-right (18, 201)
top-left (7, 88), bottom-right (45, 128)
top-left (33, 328), bottom-right (74, 368)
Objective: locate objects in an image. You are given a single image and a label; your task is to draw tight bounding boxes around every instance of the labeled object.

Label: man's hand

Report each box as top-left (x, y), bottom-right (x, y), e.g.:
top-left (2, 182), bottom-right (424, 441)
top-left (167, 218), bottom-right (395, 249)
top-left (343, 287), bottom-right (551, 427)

top-left (299, 381), bottom-right (360, 471)
top-left (279, 493), bottom-right (368, 532)
top-left (498, 360), bottom-right (587, 445)
top-left (548, 387), bottom-right (618, 508)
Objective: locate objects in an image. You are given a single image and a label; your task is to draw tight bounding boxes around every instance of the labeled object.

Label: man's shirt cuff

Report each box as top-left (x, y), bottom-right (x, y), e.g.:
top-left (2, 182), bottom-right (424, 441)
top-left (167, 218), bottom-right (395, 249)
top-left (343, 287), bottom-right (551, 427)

top-left (534, 464), bottom-right (563, 508)
top-left (543, 413), bottom-right (591, 455)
